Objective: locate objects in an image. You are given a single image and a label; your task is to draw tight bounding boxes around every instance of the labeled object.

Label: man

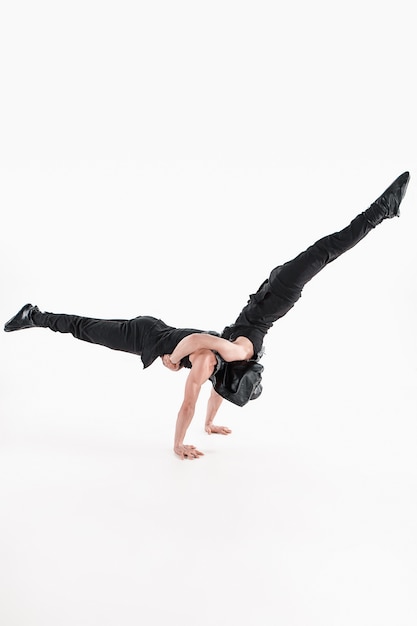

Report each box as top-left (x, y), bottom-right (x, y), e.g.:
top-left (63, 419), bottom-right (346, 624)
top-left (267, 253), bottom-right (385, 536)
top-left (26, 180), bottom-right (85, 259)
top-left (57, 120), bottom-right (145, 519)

top-left (4, 172), bottom-right (411, 459)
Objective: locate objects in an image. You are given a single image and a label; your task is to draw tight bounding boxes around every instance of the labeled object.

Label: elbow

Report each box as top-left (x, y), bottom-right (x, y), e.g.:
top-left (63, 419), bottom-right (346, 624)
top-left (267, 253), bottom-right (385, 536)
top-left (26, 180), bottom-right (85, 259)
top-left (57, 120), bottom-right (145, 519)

top-left (180, 401), bottom-right (195, 418)
top-left (225, 345), bottom-right (251, 362)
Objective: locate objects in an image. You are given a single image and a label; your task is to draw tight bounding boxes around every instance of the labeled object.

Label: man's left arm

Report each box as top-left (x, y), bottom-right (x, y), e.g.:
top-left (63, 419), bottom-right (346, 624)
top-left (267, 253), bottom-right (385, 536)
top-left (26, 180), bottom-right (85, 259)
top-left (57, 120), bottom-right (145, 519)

top-left (170, 333), bottom-right (253, 365)
top-left (205, 387), bottom-right (231, 435)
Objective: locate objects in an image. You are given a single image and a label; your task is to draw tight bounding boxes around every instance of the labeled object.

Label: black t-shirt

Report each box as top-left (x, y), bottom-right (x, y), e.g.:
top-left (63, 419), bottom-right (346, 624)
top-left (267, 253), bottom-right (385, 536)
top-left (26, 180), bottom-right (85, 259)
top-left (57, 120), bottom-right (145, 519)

top-left (139, 317), bottom-right (220, 369)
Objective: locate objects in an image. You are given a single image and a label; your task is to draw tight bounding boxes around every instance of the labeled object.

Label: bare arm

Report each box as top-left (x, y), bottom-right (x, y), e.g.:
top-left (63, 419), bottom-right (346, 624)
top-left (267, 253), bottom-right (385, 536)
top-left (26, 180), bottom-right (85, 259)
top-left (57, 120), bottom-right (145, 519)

top-left (205, 387), bottom-right (231, 436)
top-left (170, 333), bottom-right (253, 365)
top-left (173, 349), bottom-right (217, 460)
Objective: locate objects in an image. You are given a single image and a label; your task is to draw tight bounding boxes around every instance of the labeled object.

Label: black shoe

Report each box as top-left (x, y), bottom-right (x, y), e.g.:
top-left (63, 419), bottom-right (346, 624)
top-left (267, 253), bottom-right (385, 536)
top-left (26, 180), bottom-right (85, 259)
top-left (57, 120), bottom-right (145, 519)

top-left (371, 171), bottom-right (410, 219)
top-left (4, 304), bottom-right (40, 332)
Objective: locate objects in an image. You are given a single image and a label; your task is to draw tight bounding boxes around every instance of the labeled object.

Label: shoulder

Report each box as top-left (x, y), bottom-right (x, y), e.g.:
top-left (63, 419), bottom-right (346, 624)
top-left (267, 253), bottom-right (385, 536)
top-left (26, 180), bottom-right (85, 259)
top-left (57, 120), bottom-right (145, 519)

top-left (188, 349), bottom-right (218, 381)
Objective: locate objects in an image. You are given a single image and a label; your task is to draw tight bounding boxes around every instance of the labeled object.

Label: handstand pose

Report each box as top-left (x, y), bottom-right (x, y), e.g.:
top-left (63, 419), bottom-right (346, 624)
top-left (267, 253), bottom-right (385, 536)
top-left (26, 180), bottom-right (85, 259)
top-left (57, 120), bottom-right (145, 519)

top-left (4, 172), bottom-right (410, 459)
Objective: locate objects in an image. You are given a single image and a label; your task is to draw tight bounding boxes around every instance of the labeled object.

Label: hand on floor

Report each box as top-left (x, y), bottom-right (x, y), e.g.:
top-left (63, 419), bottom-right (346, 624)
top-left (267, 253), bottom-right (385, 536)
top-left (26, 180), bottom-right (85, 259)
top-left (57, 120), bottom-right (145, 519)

top-left (174, 444), bottom-right (204, 460)
top-left (205, 424), bottom-right (232, 435)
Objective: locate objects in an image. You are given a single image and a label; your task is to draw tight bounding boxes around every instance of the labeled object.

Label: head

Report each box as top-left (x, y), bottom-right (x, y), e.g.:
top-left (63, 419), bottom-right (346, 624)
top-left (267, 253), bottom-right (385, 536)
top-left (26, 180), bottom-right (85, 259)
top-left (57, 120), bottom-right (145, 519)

top-left (212, 359), bottom-right (264, 406)
top-left (161, 354), bottom-right (183, 372)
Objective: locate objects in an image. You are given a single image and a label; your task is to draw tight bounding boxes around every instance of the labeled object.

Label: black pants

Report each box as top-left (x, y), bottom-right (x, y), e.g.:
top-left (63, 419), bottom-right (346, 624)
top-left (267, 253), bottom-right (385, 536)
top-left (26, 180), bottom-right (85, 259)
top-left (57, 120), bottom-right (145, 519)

top-left (34, 207), bottom-right (379, 358)
top-left (222, 207), bottom-right (379, 356)
top-left (32, 311), bottom-right (158, 356)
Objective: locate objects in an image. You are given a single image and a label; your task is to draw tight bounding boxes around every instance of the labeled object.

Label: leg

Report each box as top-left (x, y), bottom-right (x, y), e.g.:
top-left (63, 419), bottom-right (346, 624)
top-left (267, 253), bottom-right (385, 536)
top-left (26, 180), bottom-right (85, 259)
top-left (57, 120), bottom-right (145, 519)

top-left (222, 171), bottom-right (410, 355)
top-left (271, 169), bottom-right (409, 296)
top-left (272, 209), bottom-right (374, 296)
top-left (4, 305), bottom-right (156, 356)
top-left (229, 210), bottom-right (376, 335)
top-left (32, 311), bottom-right (144, 354)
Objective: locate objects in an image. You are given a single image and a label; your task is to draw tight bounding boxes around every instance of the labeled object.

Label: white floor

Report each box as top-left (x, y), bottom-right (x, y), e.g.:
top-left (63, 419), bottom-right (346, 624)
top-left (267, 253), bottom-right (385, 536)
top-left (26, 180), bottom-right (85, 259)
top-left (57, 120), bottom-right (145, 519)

top-left (1, 305), bottom-right (416, 626)
top-left (1, 2), bottom-right (417, 625)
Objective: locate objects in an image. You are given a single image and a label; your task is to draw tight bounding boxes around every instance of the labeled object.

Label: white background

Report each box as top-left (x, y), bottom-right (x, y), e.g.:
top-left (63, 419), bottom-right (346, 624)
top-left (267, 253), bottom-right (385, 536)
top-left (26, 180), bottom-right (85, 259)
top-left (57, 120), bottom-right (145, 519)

top-left (1, 2), bottom-right (416, 625)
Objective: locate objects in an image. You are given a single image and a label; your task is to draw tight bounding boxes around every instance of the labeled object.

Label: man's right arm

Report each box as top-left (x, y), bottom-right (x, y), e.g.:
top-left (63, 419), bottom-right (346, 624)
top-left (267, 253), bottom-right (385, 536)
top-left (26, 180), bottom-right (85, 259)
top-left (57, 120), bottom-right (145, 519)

top-left (173, 349), bottom-right (217, 460)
